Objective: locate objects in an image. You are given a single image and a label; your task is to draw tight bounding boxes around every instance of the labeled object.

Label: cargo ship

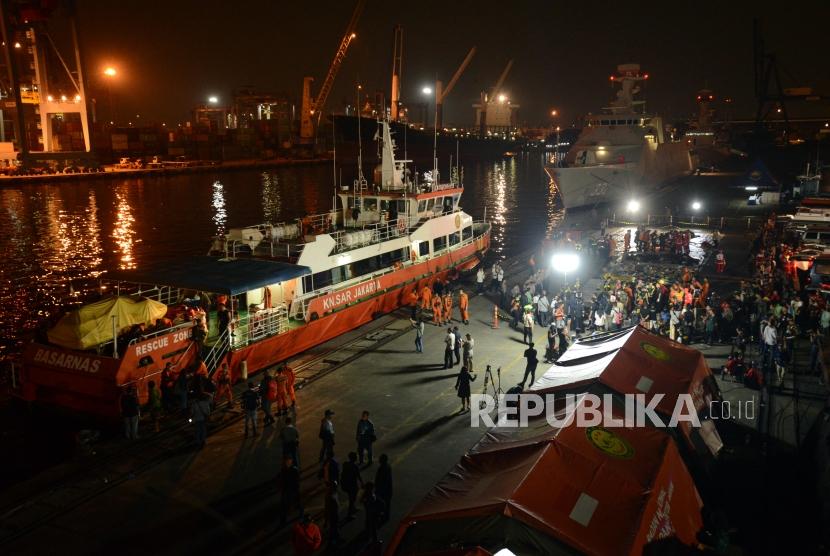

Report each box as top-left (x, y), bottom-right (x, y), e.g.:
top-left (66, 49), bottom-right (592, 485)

top-left (545, 64), bottom-right (694, 209)
top-left (17, 121), bottom-right (491, 419)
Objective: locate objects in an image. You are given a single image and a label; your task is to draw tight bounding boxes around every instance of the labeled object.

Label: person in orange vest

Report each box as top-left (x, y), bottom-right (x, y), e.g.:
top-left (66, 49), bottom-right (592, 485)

top-left (283, 363), bottom-right (296, 408)
top-left (458, 289), bottom-right (470, 324)
top-left (214, 363), bottom-right (233, 409)
top-left (407, 289), bottom-right (419, 319)
top-left (291, 514), bottom-right (321, 555)
top-left (275, 366), bottom-right (289, 416)
top-left (432, 294), bottom-right (444, 326)
top-left (444, 292), bottom-right (453, 324)
top-left (420, 284), bottom-right (432, 311)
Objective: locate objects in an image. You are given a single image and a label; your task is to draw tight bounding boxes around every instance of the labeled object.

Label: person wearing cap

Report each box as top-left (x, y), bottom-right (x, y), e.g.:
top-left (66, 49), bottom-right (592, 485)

top-left (319, 409), bottom-right (335, 462)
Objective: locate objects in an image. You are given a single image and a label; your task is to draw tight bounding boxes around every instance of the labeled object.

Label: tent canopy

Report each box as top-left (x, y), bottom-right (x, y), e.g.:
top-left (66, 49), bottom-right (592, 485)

top-left (48, 296), bottom-right (168, 350)
top-left (107, 256), bottom-right (311, 296)
top-left (533, 327), bottom-right (716, 420)
top-left (389, 397), bottom-right (704, 556)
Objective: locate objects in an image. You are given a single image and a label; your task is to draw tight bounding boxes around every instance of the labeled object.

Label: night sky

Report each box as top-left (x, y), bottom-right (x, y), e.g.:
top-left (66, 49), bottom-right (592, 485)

top-left (73, 0), bottom-right (830, 127)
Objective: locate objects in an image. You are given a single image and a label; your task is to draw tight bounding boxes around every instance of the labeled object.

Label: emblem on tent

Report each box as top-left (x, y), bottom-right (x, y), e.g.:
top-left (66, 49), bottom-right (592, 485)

top-left (640, 342), bottom-right (670, 361)
top-left (586, 426), bottom-right (634, 459)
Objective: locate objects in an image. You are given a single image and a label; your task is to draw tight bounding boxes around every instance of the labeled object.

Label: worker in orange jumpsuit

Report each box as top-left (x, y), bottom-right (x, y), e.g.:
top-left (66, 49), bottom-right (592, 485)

top-left (407, 289), bottom-right (419, 318)
top-left (432, 295), bottom-right (444, 326)
top-left (275, 366), bottom-right (289, 416)
top-left (444, 292), bottom-right (453, 324)
top-left (458, 289), bottom-right (470, 324)
top-left (283, 363), bottom-right (296, 407)
top-left (214, 363), bottom-right (233, 408)
top-left (420, 284), bottom-right (432, 311)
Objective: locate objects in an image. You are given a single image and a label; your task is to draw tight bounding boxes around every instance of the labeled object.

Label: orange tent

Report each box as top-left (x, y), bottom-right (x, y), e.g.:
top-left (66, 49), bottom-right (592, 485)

top-left (531, 326), bottom-right (723, 457)
top-left (388, 397), bottom-right (704, 555)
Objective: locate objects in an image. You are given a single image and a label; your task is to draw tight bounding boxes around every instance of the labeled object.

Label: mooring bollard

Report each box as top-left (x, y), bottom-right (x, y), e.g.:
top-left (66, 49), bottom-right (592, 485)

top-left (492, 305), bottom-right (500, 329)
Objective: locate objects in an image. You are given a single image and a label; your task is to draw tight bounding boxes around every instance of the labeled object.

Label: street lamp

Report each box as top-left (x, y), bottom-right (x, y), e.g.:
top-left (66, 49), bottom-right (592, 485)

top-left (421, 86), bottom-right (432, 95)
top-left (626, 199), bottom-right (641, 213)
top-left (691, 200), bottom-right (702, 211)
top-left (208, 96), bottom-right (219, 104)
top-left (103, 66), bottom-right (118, 124)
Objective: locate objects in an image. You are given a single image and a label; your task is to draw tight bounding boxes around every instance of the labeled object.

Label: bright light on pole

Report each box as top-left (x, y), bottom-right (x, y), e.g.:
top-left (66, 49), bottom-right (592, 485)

top-left (208, 96), bottom-right (219, 104)
top-left (691, 200), bottom-right (702, 211)
top-left (498, 94), bottom-right (507, 103)
top-left (422, 86), bottom-right (432, 95)
top-left (103, 67), bottom-right (117, 77)
top-left (551, 252), bottom-right (580, 285)
top-left (551, 252), bottom-right (580, 274)
top-left (626, 199), bottom-right (641, 213)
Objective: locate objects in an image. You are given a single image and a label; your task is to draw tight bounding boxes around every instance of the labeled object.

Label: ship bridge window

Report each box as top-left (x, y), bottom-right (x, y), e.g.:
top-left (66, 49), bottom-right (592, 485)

top-left (419, 241), bottom-right (430, 256)
top-left (426, 198), bottom-right (435, 213)
top-left (363, 198), bottom-right (378, 212)
top-left (418, 200), bottom-right (427, 213)
top-left (449, 231), bottom-right (460, 246)
top-left (462, 225), bottom-right (472, 241)
top-left (442, 197), bottom-right (454, 214)
top-left (452, 194), bottom-right (461, 208)
top-left (433, 235), bottom-right (447, 253)
top-left (601, 120), bottom-right (609, 125)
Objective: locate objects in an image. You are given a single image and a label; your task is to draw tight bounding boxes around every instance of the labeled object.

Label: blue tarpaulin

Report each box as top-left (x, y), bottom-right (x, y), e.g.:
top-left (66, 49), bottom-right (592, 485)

top-left (108, 256), bottom-right (311, 296)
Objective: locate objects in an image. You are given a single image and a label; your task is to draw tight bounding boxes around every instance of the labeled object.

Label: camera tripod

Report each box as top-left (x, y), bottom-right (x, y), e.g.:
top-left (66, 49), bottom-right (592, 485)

top-left (480, 364), bottom-right (503, 410)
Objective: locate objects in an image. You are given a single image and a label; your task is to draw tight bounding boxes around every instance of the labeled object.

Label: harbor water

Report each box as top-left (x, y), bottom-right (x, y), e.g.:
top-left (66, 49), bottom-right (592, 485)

top-left (0, 154), bottom-right (563, 360)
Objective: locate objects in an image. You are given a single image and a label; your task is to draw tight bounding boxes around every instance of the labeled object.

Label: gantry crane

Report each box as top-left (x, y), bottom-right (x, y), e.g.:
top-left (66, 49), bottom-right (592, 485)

top-left (299, 0), bottom-right (365, 144)
top-left (434, 46), bottom-right (476, 129)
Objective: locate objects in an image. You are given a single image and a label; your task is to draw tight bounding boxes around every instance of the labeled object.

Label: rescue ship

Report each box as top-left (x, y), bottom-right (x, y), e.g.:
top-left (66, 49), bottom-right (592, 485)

top-left (18, 121), bottom-right (490, 418)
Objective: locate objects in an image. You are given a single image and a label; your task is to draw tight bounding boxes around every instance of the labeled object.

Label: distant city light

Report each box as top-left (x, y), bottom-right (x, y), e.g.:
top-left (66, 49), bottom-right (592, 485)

top-left (422, 86), bottom-right (432, 95)
top-left (46, 95), bottom-right (53, 102)
top-left (208, 96), bottom-right (219, 104)
top-left (13, 42), bottom-right (21, 49)
top-left (550, 109), bottom-right (558, 116)
top-left (60, 95), bottom-right (67, 102)
top-left (74, 94), bottom-right (81, 101)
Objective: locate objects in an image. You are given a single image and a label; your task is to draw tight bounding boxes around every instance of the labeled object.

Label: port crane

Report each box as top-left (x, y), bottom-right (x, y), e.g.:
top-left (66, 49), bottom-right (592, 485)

top-left (433, 46), bottom-right (477, 129)
top-left (299, 0), bottom-right (365, 144)
top-left (475, 59), bottom-right (514, 137)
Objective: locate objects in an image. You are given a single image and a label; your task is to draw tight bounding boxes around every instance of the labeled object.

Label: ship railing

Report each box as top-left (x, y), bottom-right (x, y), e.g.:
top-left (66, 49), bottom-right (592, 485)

top-left (111, 284), bottom-right (184, 307)
top-left (204, 326), bottom-right (231, 377)
top-left (230, 305), bottom-right (289, 348)
top-left (331, 216), bottom-right (416, 253)
top-left (227, 238), bottom-right (306, 260)
top-left (126, 321), bottom-right (195, 346)
top-left (607, 212), bottom-right (770, 231)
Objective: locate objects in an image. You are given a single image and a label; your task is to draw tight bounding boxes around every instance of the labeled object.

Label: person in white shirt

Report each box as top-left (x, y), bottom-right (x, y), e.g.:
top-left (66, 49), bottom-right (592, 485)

top-left (537, 292), bottom-right (550, 327)
top-left (762, 319), bottom-right (778, 367)
top-left (444, 327), bottom-right (456, 369)
top-left (476, 267), bottom-right (486, 293)
top-left (522, 310), bottom-right (535, 344)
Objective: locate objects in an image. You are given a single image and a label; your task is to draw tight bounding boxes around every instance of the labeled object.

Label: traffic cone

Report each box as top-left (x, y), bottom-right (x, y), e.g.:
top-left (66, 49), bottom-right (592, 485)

top-left (492, 305), bottom-right (499, 329)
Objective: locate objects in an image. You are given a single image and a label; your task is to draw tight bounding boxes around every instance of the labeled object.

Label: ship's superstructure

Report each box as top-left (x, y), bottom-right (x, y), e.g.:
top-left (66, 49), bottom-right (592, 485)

top-left (546, 64), bottom-right (694, 209)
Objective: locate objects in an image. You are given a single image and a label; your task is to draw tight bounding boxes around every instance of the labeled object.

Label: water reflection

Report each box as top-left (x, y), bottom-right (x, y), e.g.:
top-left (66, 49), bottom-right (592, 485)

top-left (261, 172), bottom-right (281, 223)
top-left (112, 186), bottom-right (137, 269)
top-left (546, 172), bottom-right (565, 238)
top-left (212, 180), bottom-right (227, 233)
top-left (0, 159), bottom-right (559, 359)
